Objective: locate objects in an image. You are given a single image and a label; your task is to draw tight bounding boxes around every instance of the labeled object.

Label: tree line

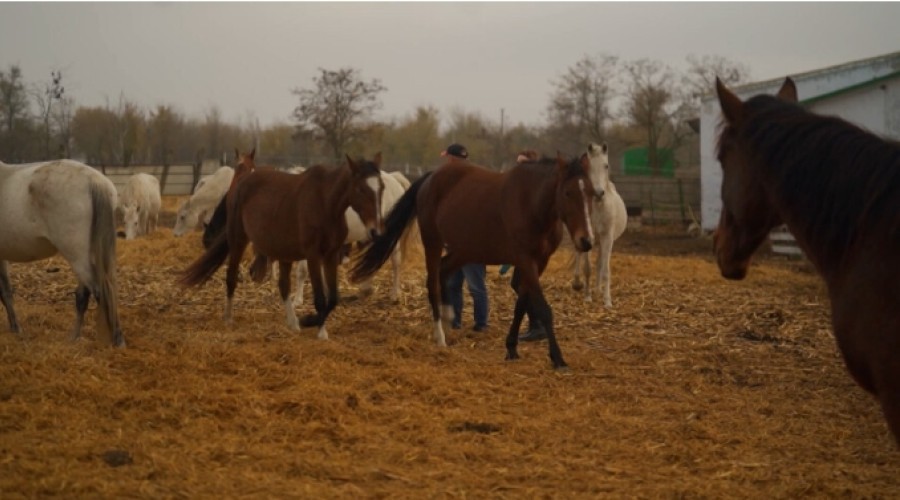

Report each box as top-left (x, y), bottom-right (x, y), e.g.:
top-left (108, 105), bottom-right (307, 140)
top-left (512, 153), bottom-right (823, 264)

top-left (0, 54), bottom-right (749, 174)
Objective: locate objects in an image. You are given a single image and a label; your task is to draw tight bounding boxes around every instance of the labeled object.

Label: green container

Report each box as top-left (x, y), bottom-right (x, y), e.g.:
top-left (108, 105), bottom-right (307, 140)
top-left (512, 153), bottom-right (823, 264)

top-left (623, 147), bottom-right (675, 177)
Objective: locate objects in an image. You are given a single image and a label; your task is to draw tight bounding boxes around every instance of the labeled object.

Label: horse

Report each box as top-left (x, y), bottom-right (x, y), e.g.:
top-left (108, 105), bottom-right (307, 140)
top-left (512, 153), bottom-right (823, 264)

top-left (120, 172), bottom-right (161, 240)
top-left (202, 155), bottom-right (413, 306)
top-left (714, 77), bottom-right (900, 445)
top-left (352, 153), bottom-right (596, 369)
top-left (180, 154), bottom-right (385, 340)
top-left (291, 170), bottom-right (413, 306)
top-left (571, 142), bottom-right (627, 306)
top-left (173, 166), bottom-right (235, 237)
top-left (0, 159), bottom-right (125, 346)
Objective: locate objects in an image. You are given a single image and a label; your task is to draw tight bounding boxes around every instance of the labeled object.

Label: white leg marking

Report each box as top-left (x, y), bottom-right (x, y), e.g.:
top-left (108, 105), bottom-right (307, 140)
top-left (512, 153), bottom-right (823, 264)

top-left (317, 325), bottom-right (329, 340)
top-left (284, 298), bottom-right (299, 330)
top-left (433, 319), bottom-right (447, 347)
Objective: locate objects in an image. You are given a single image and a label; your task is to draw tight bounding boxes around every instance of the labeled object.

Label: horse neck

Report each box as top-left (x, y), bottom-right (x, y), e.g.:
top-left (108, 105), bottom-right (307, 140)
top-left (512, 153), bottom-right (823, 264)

top-left (321, 167), bottom-right (354, 220)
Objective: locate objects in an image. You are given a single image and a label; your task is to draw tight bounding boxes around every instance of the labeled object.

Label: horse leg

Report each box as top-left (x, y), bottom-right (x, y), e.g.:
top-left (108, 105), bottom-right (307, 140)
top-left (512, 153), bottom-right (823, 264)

top-left (317, 254), bottom-right (342, 340)
top-left (291, 260), bottom-right (308, 308)
top-left (571, 252), bottom-right (585, 291)
top-left (519, 263), bottom-right (567, 369)
top-left (388, 246), bottom-right (402, 302)
top-left (439, 254), bottom-right (466, 332)
top-left (597, 233), bottom-right (615, 307)
top-left (505, 293), bottom-right (528, 361)
top-left (224, 240), bottom-right (248, 326)
top-left (69, 285), bottom-right (91, 341)
top-left (0, 261), bottom-right (21, 335)
top-left (277, 261), bottom-right (299, 331)
top-left (422, 234), bottom-right (447, 347)
top-left (581, 250), bottom-right (593, 302)
top-left (300, 256), bottom-right (326, 333)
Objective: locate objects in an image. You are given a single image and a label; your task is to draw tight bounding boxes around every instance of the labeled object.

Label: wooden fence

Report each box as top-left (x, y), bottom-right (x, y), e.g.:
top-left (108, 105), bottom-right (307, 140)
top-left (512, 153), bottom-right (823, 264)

top-left (101, 162), bottom-right (224, 196)
top-left (612, 174), bottom-right (700, 226)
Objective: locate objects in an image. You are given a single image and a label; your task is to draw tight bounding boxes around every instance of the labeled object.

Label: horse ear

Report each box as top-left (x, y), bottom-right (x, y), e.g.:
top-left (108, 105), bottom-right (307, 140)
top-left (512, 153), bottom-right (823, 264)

top-left (776, 77), bottom-right (798, 103)
top-left (373, 152), bottom-right (382, 167)
top-left (716, 76), bottom-right (743, 124)
top-left (346, 154), bottom-right (359, 173)
top-left (234, 148), bottom-right (240, 162)
top-left (579, 153), bottom-right (591, 174)
top-left (249, 148), bottom-right (256, 160)
top-left (600, 142), bottom-right (608, 155)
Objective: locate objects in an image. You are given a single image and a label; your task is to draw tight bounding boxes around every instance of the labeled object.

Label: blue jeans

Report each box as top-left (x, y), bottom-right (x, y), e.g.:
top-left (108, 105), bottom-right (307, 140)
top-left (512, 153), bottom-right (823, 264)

top-left (446, 263), bottom-right (488, 328)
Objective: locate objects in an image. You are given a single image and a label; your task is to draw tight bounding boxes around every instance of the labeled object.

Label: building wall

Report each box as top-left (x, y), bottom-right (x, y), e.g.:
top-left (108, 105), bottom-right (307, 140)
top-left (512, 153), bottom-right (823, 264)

top-left (699, 53), bottom-right (900, 231)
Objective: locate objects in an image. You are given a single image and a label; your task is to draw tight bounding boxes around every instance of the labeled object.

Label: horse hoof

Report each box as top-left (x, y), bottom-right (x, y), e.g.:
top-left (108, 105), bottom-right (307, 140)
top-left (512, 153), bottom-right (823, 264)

top-left (505, 352), bottom-right (520, 361)
top-left (572, 282), bottom-right (584, 291)
top-left (554, 364), bottom-right (571, 373)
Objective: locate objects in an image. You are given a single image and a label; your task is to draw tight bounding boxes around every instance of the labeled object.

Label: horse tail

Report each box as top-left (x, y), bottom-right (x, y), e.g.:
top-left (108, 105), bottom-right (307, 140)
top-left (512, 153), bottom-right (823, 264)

top-left (352, 172), bottom-right (431, 282)
top-left (180, 231), bottom-right (230, 287)
top-left (202, 196), bottom-right (227, 249)
top-left (89, 182), bottom-right (124, 347)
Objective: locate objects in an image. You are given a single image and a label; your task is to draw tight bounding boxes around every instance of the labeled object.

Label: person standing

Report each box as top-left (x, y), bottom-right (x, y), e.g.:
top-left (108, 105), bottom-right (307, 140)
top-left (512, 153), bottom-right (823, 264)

top-left (441, 143), bottom-right (489, 332)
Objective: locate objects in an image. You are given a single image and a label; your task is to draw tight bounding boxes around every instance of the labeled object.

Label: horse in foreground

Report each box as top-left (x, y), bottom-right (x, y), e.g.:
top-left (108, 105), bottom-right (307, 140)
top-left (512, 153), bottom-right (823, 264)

top-left (571, 142), bottom-right (627, 306)
top-left (714, 77), bottom-right (900, 445)
top-left (120, 172), bottom-right (161, 240)
top-left (173, 166), bottom-right (235, 237)
top-left (352, 153), bottom-right (596, 369)
top-left (0, 159), bottom-right (125, 346)
top-left (180, 154), bottom-right (385, 339)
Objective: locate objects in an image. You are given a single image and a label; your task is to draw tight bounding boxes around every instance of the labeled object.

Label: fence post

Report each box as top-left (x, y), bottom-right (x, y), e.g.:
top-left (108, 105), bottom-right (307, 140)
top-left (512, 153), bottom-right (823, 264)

top-left (677, 179), bottom-right (686, 223)
top-left (649, 189), bottom-right (656, 227)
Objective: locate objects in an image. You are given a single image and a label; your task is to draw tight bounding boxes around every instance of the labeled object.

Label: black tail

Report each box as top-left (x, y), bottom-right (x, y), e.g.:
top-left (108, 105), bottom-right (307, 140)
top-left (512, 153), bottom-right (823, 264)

top-left (351, 172), bottom-right (431, 282)
top-left (203, 196), bottom-right (227, 249)
top-left (180, 232), bottom-right (230, 287)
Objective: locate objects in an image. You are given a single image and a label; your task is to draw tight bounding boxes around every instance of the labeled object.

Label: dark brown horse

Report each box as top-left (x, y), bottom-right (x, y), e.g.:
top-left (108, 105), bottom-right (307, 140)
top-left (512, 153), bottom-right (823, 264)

top-left (202, 148), bottom-right (261, 249)
top-left (715, 77), bottom-right (900, 445)
top-left (352, 153), bottom-right (596, 369)
top-left (181, 154), bottom-right (385, 339)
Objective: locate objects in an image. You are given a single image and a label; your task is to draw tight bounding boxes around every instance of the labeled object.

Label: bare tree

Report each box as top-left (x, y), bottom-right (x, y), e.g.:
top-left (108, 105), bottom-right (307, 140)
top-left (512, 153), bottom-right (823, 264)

top-left (292, 67), bottom-right (386, 161)
top-left (114, 95), bottom-right (144, 168)
top-left (31, 70), bottom-right (64, 159)
top-left (682, 54), bottom-right (751, 113)
top-left (0, 65), bottom-right (30, 161)
top-left (147, 105), bottom-right (184, 191)
top-left (546, 54), bottom-right (619, 151)
top-left (622, 58), bottom-right (681, 175)
top-left (53, 96), bottom-right (76, 158)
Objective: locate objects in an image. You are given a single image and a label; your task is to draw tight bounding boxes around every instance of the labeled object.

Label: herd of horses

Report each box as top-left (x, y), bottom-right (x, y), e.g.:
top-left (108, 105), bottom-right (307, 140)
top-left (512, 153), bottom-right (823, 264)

top-left (0, 78), bottom-right (898, 446)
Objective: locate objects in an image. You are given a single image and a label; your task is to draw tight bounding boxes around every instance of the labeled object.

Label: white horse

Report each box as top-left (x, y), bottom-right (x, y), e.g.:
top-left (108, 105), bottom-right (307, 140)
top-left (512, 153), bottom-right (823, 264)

top-left (572, 142), bottom-right (627, 306)
top-left (0, 159), bottom-right (125, 346)
top-left (173, 166), bottom-right (235, 237)
top-left (291, 170), bottom-right (412, 306)
top-left (120, 173), bottom-right (161, 240)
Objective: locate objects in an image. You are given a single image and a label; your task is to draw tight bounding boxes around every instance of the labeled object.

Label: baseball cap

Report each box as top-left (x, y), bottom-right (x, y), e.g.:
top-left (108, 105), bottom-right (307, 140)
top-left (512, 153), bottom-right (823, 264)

top-left (441, 143), bottom-right (468, 159)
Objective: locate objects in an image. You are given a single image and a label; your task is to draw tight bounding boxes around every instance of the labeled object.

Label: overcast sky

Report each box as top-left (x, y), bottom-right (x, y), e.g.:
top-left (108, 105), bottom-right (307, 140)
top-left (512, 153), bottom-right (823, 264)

top-left (1, 2), bottom-right (897, 129)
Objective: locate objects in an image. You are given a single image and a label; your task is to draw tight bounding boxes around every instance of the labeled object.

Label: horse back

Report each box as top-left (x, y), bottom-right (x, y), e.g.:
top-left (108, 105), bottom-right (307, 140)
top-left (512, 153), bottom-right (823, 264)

top-left (231, 168), bottom-right (340, 261)
top-left (0, 160), bottom-right (116, 262)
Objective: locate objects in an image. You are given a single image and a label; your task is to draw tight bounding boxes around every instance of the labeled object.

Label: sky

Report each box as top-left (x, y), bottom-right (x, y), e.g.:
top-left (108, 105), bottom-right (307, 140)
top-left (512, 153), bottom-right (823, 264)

top-left (1, 2), bottom-right (898, 130)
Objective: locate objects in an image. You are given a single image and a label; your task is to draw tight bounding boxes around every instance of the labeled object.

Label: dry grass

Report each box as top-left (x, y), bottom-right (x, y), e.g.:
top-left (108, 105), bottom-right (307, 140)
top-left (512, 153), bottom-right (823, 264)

top-left (0, 197), bottom-right (897, 498)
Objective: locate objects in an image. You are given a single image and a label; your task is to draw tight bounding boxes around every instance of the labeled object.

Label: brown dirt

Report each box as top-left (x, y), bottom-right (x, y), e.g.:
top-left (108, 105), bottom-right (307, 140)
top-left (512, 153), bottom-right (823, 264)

top-left (0, 197), bottom-right (897, 498)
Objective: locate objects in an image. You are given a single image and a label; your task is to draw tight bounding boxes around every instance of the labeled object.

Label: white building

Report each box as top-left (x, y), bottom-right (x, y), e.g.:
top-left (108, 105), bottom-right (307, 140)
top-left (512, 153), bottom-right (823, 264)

top-left (699, 51), bottom-right (900, 231)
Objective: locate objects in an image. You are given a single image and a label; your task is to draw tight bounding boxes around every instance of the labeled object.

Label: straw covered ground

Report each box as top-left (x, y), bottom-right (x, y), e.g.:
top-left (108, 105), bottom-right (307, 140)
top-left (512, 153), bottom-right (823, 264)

top-left (0, 196), bottom-right (897, 498)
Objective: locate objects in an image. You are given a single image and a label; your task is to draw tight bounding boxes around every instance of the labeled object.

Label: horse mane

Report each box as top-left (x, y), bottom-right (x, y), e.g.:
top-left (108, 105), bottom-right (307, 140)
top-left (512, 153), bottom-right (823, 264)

top-left (722, 95), bottom-right (900, 264)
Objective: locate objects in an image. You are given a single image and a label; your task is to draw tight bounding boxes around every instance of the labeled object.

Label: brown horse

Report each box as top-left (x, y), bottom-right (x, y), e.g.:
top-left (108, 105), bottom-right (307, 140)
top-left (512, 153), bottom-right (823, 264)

top-left (715, 77), bottom-right (900, 445)
top-left (352, 153), bottom-right (596, 369)
top-left (202, 148), bottom-right (261, 249)
top-left (181, 154), bottom-right (385, 339)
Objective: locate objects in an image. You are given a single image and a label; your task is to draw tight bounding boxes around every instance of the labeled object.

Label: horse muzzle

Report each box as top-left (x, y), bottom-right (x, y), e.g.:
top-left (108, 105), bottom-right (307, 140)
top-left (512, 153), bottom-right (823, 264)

top-left (576, 237), bottom-right (593, 253)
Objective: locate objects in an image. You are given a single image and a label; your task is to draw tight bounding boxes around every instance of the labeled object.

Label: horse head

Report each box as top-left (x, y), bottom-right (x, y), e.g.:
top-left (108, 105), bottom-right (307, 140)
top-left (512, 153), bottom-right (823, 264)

top-left (173, 199), bottom-right (196, 237)
top-left (122, 202), bottom-right (141, 240)
top-left (586, 142), bottom-right (610, 200)
top-left (555, 152), bottom-right (596, 253)
top-left (233, 148), bottom-right (257, 179)
top-left (713, 77), bottom-right (797, 279)
top-left (346, 152), bottom-right (385, 240)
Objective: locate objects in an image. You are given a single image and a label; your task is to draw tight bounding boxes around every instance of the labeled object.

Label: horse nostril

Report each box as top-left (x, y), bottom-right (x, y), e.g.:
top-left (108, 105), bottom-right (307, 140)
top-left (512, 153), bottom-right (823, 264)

top-left (580, 237), bottom-right (592, 252)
